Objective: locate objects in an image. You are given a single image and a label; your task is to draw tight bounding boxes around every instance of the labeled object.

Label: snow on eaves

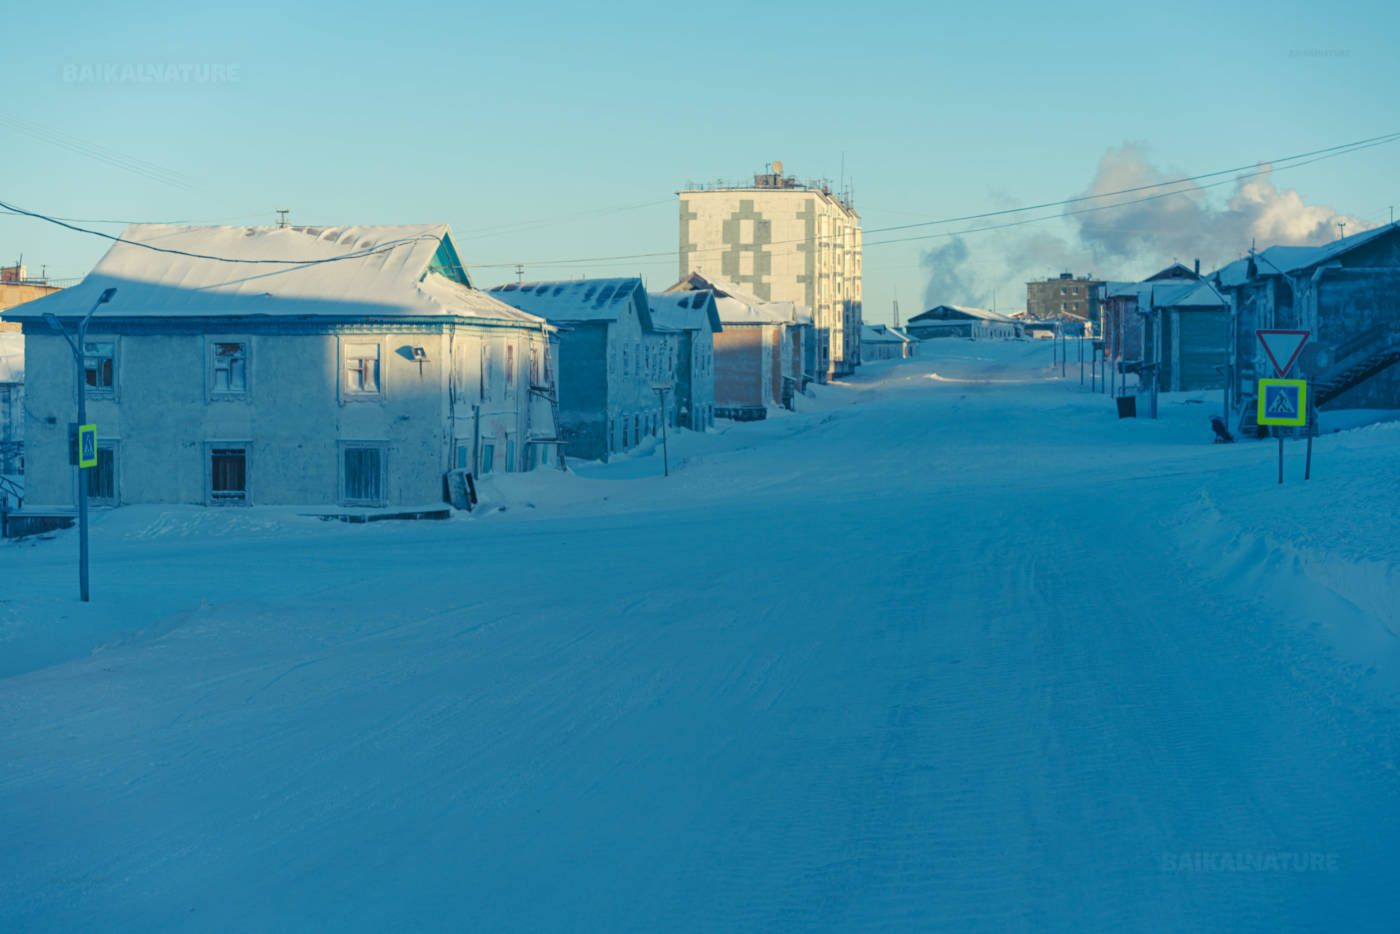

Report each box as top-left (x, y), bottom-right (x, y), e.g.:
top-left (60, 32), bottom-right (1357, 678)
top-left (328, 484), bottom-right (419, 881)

top-left (4, 224), bottom-right (546, 327)
top-left (488, 279), bottom-right (653, 330)
top-left (647, 291), bottom-right (722, 333)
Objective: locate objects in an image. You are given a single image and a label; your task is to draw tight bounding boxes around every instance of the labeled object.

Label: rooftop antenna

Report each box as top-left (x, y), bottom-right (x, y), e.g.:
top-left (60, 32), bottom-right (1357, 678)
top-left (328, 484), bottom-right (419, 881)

top-left (892, 296), bottom-right (900, 329)
top-left (1336, 220), bottom-right (1346, 240)
top-left (515, 263), bottom-right (524, 284)
top-left (275, 207), bottom-right (290, 228)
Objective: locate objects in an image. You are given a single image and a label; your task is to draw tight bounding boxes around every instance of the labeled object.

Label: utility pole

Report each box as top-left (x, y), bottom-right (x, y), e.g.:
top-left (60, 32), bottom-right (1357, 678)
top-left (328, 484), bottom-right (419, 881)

top-left (1336, 221), bottom-right (1346, 240)
top-left (275, 207), bottom-right (290, 228)
top-left (892, 298), bottom-right (900, 329)
top-left (655, 386), bottom-right (670, 476)
top-left (515, 264), bottom-right (525, 284)
top-left (44, 287), bottom-right (116, 603)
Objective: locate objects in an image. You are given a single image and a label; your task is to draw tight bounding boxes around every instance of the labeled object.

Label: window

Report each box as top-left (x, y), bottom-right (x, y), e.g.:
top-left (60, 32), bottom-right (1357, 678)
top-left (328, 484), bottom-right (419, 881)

top-left (622, 417), bottom-right (630, 448)
top-left (480, 443), bottom-right (495, 474)
top-left (622, 344), bottom-right (631, 376)
top-left (342, 444), bottom-right (386, 505)
top-left (210, 340), bottom-right (248, 397)
top-left (480, 343), bottom-right (493, 400)
top-left (83, 341), bottom-right (115, 393)
top-left (86, 444), bottom-right (116, 504)
top-left (506, 344), bottom-right (515, 389)
top-left (455, 444), bottom-right (470, 470)
top-left (506, 440), bottom-right (515, 472)
top-left (633, 414), bottom-right (640, 443)
top-left (208, 445), bottom-right (249, 504)
top-left (344, 342), bottom-right (380, 396)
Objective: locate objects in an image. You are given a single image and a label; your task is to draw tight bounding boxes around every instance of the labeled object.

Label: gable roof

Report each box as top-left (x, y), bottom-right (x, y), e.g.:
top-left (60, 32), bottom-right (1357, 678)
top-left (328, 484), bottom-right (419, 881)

top-left (1144, 262), bottom-right (1199, 281)
top-left (862, 324), bottom-right (906, 344)
top-left (488, 278), bottom-right (654, 329)
top-left (664, 271), bottom-right (805, 326)
top-left (647, 290), bottom-right (722, 333)
top-left (910, 304), bottom-right (1020, 324)
top-left (1211, 222), bottom-right (1400, 287)
top-left (3, 224), bottom-right (545, 326)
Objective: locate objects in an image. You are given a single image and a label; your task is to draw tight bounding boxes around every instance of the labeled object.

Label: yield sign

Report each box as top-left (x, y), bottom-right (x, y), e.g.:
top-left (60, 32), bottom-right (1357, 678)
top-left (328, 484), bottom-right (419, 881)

top-left (1256, 329), bottom-right (1310, 377)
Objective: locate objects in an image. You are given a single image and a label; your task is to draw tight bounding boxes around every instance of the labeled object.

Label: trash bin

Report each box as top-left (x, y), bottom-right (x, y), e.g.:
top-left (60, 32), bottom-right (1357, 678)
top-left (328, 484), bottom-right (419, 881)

top-left (1116, 395), bottom-right (1137, 419)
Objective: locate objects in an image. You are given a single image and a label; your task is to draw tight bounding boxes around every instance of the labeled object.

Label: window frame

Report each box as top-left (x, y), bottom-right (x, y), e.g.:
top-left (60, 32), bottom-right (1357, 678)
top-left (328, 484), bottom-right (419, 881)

top-left (339, 337), bottom-right (385, 403)
top-left (480, 442), bottom-right (496, 475)
top-left (338, 440), bottom-right (389, 507)
top-left (204, 441), bottom-right (252, 506)
top-left (206, 335), bottom-right (252, 402)
top-left (83, 439), bottom-right (119, 506)
top-left (82, 338), bottom-right (118, 400)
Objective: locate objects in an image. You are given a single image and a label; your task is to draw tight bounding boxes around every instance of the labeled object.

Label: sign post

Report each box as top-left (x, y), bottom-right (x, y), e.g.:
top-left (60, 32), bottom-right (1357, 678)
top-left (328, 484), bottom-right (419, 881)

top-left (1254, 329), bottom-right (1311, 486)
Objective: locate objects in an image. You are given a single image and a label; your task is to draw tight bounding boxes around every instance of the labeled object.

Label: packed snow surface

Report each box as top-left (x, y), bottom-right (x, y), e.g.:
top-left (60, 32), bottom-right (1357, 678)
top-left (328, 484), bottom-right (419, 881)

top-left (3, 341), bottom-right (1398, 931)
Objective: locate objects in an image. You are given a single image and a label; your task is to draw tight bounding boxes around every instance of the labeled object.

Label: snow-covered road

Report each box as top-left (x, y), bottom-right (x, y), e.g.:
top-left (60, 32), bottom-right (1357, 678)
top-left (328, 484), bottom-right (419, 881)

top-left (3, 341), bottom-right (1398, 931)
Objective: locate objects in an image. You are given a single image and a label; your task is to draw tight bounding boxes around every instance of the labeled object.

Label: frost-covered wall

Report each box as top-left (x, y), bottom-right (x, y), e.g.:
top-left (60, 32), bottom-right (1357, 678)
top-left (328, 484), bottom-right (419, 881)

top-left (714, 325), bottom-right (773, 415)
top-left (21, 319), bottom-right (545, 509)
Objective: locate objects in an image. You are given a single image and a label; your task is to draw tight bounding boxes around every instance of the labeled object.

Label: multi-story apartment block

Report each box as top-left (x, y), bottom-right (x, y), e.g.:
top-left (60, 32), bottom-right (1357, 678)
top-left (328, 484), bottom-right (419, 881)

top-left (678, 163), bottom-right (862, 379)
top-left (1026, 272), bottom-right (1103, 328)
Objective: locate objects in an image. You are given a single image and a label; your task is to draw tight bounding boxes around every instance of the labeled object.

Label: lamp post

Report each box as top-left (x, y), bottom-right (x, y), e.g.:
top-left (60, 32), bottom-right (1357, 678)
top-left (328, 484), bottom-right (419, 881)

top-left (44, 286), bottom-right (116, 602)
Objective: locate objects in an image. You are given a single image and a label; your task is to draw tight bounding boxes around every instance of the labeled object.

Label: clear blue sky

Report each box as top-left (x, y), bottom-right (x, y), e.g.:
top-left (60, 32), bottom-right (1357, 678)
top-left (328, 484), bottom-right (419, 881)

top-left (3, 0), bottom-right (1398, 323)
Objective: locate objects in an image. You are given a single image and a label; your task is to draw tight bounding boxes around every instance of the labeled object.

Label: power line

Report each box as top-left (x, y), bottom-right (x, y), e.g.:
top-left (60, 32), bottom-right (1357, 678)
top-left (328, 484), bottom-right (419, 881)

top-left (470, 130), bottom-right (1400, 270)
top-left (0, 198), bottom-right (445, 267)
top-left (0, 110), bottom-right (202, 190)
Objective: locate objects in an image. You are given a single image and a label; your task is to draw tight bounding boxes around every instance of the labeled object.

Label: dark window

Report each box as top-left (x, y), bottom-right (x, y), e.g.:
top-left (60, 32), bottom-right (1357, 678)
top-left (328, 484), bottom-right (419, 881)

top-left (343, 446), bottom-right (383, 503)
top-left (210, 448), bottom-right (247, 502)
top-left (83, 341), bottom-right (115, 391)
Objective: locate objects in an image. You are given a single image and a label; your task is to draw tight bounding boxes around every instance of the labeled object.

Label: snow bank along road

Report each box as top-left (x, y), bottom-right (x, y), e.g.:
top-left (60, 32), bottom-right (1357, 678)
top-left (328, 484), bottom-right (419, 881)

top-left (2, 341), bottom-right (1398, 931)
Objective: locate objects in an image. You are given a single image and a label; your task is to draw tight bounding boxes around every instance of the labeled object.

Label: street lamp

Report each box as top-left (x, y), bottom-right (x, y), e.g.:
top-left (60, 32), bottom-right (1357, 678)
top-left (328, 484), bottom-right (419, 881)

top-left (44, 286), bottom-right (116, 602)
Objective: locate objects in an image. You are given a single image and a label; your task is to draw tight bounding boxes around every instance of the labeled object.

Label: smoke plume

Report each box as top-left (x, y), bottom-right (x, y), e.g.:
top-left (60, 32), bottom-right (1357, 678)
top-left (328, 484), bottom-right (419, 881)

top-left (919, 141), bottom-right (1374, 313)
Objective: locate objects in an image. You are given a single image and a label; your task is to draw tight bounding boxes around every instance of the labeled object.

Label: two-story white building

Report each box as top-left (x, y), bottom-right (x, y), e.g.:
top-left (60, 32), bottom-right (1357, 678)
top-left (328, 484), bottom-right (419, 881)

top-left (7, 223), bottom-right (556, 513)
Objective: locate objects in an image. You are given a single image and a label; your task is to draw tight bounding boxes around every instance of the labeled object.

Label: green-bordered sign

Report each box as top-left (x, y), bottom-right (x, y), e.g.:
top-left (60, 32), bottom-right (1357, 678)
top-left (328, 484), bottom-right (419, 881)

top-left (78, 424), bottom-right (98, 468)
top-left (1257, 379), bottom-right (1308, 427)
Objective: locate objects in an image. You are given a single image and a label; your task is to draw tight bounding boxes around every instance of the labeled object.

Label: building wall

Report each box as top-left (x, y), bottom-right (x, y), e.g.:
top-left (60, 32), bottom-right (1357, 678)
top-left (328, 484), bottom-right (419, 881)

top-left (714, 326), bottom-right (770, 411)
top-left (21, 320), bottom-right (545, 508)
top-left (1173, 309), bottom-right (1227, 391)
top-left (1309, 267), bottom-right (1400, 409)
top-left (0, 283), bottom-right (62, 327)
top-left (0, 382), bottom-right (21, 473)
top-left (553, 323), bottom-right (609, 461)
top-left (679, 184), bottom-right (862, 378)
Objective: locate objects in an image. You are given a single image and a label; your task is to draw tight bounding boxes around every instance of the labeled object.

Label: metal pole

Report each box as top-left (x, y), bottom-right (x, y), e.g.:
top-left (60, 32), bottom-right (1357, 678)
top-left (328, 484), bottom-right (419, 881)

top-left (1079, 334), bottom-right (1084, 385)
top-left (46, 287), bottom-right (114, 602)
top-left (1304, 396), bottom-right (1314, 481)
top-left (656, 387), bottom-right (669, 477)
top-left (1278, 433), bottom-right (1284, 485)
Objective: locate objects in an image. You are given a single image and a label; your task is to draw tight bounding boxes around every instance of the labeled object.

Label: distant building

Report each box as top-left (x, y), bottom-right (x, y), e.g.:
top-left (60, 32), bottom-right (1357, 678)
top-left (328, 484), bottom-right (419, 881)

top-left (647, 290), bottom-right (721, 432)
top-left (666, 272), bottom-right (808, 418)
top-left (860, 324), bottom-right (909, 361)
top-left (1210, 222), bottom-right (1400, 431)
top-left (1101, 276), bottom-right (1228, 393)
top-left (906, 305), bottom-right (1022, 340)
top-left (678, 163), bottom-right (862, 379)
top-left (489, 278), bottom-right (670, 460)
top-left (1, 265), bottom-right (63, 331)
top-left (1026, 273), bottom-right (1103, 328)
top-left (7, 223), bottom-right (556, 513)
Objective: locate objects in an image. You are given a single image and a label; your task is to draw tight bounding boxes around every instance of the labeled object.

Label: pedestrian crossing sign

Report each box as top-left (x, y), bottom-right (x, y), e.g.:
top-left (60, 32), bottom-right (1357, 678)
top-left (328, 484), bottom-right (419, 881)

top-left (1257, 379), bottom-right (1307, 427)
top-left (78, 424), bottom-right (98, 468)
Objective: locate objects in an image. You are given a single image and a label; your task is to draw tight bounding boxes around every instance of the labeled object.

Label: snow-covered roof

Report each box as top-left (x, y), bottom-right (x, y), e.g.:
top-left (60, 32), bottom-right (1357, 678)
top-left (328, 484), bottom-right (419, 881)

top-left (862, 325), bottom-right (906, 344)
top-left (665, 272), bottom-right (803, 326)
top-left (1156, 280), bottom-right (1226, 308)
top-left (886, 326), bottom-right (918, 343)
top-left (647, 291), bottom-right (722, 333)
top-left (910, 304), bottom-right (1020, 324)
top-left (3, 224), bottom-right (546, 327)
top-left (488, 278), bottom-right (653, 329)
top-left (1211, 222), bottom-right (1399, 288)
top-left (0, 332), bottom-right (22, 384)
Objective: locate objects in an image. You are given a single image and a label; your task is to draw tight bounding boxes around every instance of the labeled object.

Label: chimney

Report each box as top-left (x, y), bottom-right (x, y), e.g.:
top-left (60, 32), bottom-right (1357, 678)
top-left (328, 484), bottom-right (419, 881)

top-left (1194, 258), bottom-right (1200, 276)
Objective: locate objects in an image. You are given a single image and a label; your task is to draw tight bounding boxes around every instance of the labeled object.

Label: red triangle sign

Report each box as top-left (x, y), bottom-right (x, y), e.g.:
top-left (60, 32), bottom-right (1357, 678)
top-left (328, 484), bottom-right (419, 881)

top-left (1256, 329), bottom-right (1310, 376)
